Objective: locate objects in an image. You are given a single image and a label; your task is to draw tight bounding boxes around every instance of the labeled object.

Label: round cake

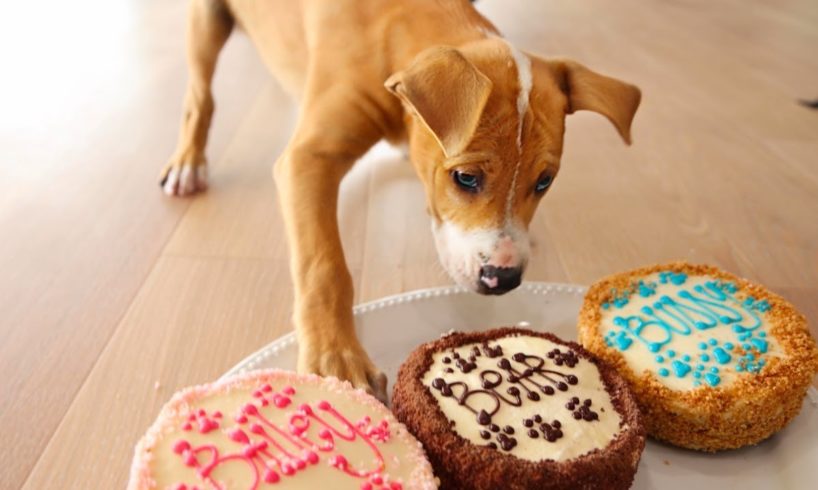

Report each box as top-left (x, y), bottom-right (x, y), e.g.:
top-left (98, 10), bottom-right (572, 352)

top-left (392, 327), bottom-right (645, 490)
top-left (578, 262), bottom-right (818, 451)
top-left (128, 369), bottom-right (437, 490)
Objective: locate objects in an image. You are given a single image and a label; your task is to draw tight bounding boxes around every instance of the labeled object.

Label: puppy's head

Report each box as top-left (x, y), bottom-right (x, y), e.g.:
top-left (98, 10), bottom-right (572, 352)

top-left (385, 39), bottom-right (640, 294)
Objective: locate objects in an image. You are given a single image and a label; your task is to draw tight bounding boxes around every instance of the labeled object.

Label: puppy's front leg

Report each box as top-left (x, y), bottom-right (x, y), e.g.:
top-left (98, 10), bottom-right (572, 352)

top-left (274, 127), bottom-right (387, 401)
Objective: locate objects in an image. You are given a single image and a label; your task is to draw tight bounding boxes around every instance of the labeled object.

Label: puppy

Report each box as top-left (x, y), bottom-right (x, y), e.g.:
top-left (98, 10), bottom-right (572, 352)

top-left (160, 0), bottom-right (641, 400)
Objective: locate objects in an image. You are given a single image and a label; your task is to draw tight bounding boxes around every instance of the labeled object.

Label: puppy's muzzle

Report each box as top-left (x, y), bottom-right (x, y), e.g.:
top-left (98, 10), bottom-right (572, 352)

top-left (477, 265), bottom-right (522, 295)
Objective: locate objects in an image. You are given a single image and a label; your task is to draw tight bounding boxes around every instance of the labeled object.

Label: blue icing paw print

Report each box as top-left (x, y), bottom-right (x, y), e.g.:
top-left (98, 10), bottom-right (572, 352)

top-left (743, 296), bottom-right (772, 314)
top-left (607, 286), bottom-right (636, 309)
top-left (659, 271), bottom-right (688, 285)
top-left (614, 333), bottom-right (633, 351)
top-left (704, 372), bottom-right (721, 387)
top-left (658, 368), bottom-right (670, 377)
top-left (637, 281), bottom-right (657, 298)
top-left (606, 330), bottom-right (633, 351)
top-left (613, 297), bottom-right (629, 308)
top-left (711, 280), bottom-right (738, 294)
top-left (671, 360), bottom-right (692, 377)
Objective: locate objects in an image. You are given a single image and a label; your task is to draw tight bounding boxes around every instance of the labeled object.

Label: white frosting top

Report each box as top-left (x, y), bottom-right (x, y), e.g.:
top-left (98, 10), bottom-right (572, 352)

top-left (128, 371), bottom-right (436, 490)
top-left (422, 334), bottom-right (623, 462)
top-left (598, 271), bottom-right (781, 391)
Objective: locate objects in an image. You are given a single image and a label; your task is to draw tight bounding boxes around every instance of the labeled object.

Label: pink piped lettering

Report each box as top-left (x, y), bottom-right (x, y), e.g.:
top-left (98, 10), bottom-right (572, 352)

top-left (170, 382), bottom-right (392, 489)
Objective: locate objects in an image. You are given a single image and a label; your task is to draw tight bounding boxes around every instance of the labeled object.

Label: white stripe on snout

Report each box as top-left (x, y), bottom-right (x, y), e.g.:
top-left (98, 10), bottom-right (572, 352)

top-left (504, 41), bottom-right (532, 225)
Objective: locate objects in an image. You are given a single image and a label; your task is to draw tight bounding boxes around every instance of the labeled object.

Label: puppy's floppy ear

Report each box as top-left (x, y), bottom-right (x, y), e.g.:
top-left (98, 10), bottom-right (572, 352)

top-left (549, 60), bottom-right (641, 144)
top-left (385, 46), bottom-right (492, 157)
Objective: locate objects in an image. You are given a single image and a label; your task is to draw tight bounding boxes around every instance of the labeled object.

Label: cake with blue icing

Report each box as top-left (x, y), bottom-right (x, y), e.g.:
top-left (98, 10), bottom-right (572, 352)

top-left (577, 262), bottom-right (818, 451)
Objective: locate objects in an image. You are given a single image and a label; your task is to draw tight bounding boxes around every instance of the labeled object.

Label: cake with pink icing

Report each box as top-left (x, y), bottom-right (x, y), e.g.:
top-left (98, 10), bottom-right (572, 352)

top-left (127, 369), bottom-right (437, 490)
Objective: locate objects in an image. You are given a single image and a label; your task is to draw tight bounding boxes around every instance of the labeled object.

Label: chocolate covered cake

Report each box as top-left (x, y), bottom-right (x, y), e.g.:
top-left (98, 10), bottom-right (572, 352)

top-left (392, 327), bottom-right (645, 490)
top-left (128, 369), bottom-right (437, 490)
top-left (578, 262), bottom-right (818, 451)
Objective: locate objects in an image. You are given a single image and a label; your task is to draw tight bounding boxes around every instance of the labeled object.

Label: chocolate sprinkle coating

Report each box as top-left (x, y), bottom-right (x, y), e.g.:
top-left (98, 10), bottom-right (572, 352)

top-left (392, 327), bottom-right (646, 490)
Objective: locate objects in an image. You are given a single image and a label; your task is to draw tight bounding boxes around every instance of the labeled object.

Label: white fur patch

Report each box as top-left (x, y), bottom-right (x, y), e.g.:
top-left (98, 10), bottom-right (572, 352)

top-left (503, 41), bottom-right (532, 224)
top-left (432, 220), bottom-right (531, 291)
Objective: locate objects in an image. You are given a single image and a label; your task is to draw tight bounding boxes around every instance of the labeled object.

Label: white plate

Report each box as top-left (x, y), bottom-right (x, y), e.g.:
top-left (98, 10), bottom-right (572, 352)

top-left (224, 282), bottom-right (818, 489)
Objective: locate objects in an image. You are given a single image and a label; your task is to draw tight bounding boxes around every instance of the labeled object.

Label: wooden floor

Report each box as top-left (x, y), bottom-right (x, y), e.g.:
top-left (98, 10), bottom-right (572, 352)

top-left (2, 0), bottom-right (817, 488)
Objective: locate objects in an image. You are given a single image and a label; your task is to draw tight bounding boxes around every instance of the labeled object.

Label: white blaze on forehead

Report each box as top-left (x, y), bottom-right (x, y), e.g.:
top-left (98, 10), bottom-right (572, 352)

top-left (504, 40), bottom-right (532, 223)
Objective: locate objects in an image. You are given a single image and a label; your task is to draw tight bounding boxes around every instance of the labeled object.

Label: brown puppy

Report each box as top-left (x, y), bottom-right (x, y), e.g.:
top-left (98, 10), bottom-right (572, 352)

top-left (160, 0), bottom-right (641, 400)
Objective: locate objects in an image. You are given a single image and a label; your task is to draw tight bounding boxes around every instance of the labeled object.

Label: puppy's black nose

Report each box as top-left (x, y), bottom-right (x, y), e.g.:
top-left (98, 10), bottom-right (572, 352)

top-left (478, 265), bottom-right (522, 295)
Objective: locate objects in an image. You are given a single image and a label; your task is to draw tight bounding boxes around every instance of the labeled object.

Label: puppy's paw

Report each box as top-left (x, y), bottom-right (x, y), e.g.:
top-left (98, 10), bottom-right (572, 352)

top-left (298, 342), bottom-right (388, 404)
top-left (159, 154), bottom-right (208, 197)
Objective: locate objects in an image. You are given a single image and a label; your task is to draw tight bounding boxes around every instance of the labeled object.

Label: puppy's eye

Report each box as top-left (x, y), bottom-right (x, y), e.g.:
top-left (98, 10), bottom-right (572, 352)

top-left (452, 170), bottom-right (481, 192)
top-left (535, 174), bottom-right (553, 193)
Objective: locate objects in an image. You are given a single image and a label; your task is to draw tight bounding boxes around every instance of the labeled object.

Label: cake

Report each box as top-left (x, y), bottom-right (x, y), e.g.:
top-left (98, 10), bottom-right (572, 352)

top-left (392, 327), bottom-right (645, 490)
top-left (128, 369), bottom-right (437, 490)
top-left (578, 262), bottom-right (818, 451)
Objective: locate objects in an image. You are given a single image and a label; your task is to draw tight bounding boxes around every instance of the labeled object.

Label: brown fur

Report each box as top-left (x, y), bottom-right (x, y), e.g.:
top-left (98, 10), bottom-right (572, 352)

top-left (161, 0), bottom-right (641, 399)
